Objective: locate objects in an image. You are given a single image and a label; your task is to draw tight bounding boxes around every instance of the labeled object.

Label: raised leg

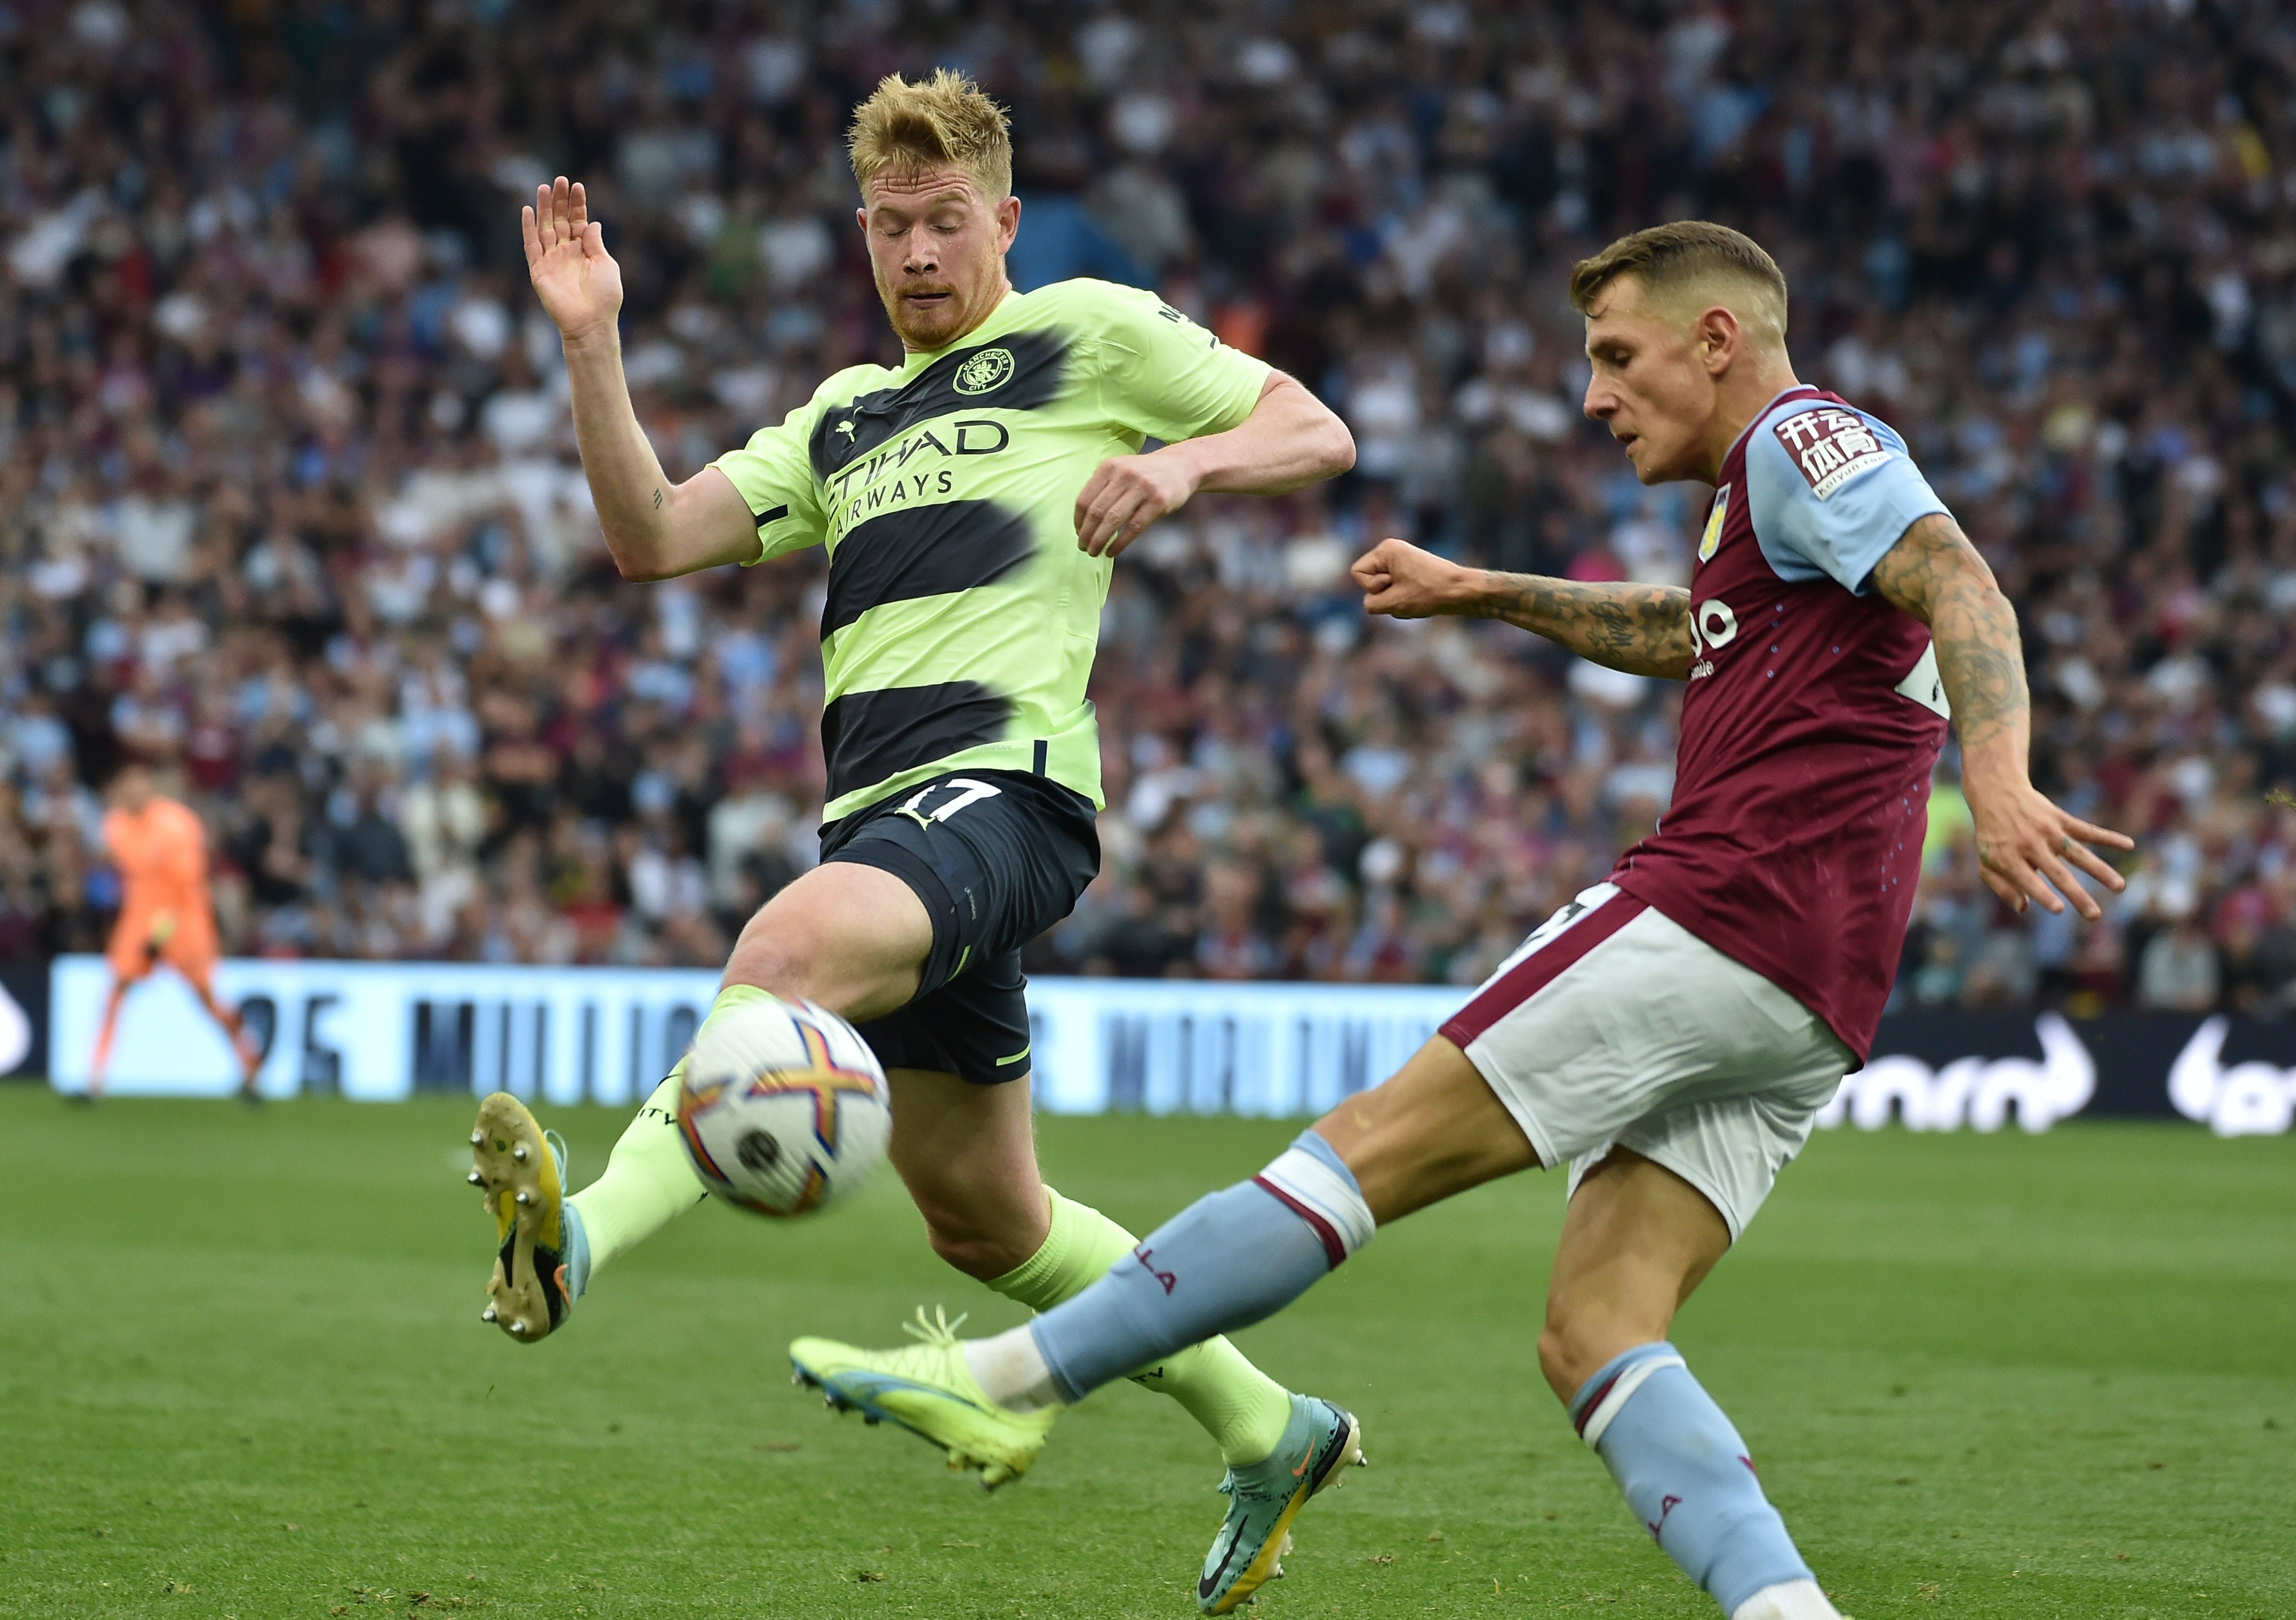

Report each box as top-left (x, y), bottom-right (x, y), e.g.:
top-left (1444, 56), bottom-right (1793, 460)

top-left (1013, 1034), bottom-right (1532, 1406)
top-left (565, 861), bottom-right (937, 1288)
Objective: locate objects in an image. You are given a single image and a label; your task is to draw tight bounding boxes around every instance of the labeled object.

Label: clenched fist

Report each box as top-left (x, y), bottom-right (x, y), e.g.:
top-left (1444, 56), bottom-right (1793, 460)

top-left (1351, 537), bottom-right (1476, 618)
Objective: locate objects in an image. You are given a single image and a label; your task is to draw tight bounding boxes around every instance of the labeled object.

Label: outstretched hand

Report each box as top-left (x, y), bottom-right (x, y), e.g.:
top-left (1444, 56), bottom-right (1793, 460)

top-left (522, 177), bottom-right (622, 344)
top-left (1965, 774), bottom-right (2133, 919)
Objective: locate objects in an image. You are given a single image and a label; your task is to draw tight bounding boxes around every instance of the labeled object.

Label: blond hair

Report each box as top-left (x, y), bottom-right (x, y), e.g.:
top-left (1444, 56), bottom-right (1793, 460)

top-left (1569, 221), bottom-right (1789, 348)
top-left (847, 69), bottom-right (1013, 200)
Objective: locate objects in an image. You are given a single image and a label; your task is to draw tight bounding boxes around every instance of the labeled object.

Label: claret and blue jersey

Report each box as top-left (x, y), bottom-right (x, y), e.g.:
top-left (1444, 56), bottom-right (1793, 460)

top-left (1611, 386), bottom-right (1955, 1059)
top-left (709, 279), bottom-right (1271, 825)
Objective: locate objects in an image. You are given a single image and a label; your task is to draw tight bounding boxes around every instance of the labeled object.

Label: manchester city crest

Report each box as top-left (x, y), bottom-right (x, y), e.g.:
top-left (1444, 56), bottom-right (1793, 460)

top-left (953, 346), bottom-right (1015, 395)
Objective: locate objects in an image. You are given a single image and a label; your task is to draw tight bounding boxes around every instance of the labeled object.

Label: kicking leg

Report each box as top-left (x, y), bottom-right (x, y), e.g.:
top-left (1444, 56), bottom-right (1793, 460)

top-left (931, 1035), bottom-right (1530, 1612)
top-left (477, 863), bottom-right (934, 1341)
top-left (996, 1034), bottom-right (1536, 1406)
top-left (1546, 1150), bottom-right (1838, 1620)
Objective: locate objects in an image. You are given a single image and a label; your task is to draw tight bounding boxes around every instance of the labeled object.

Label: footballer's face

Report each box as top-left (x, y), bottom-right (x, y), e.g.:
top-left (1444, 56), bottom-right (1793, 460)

top-left (1580, 275), bottom-right (1721, 485)
top-left (858, 165), bottom-right (1021, 352)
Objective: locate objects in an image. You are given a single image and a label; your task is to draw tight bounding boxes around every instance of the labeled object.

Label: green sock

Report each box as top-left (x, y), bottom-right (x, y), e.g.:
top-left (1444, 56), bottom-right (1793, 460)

top-left (986, 1188), bottom-right (1295, 1467)
top-left (567, 985), bottom-right (772, 1283)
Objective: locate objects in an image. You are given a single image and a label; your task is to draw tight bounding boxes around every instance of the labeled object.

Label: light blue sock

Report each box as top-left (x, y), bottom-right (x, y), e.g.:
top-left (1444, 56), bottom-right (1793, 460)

top-left (1029, 1129), bottom-right (1375, 1401)
top-left (563, 1203), bottom-right (591, 1302)
top-left (1570, 1343), bottom-right (1814, 1615)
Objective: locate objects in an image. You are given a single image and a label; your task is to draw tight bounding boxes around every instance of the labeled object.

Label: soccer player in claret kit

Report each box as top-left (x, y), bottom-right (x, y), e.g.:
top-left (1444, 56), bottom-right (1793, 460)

top-left (467, 67), bottom-right (1358, 1600)
top-left (807, 223), bottom-right (2137, 1617)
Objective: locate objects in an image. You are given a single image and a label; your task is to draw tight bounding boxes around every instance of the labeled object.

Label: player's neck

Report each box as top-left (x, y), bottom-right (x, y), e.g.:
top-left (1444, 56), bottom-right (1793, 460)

top-left (1699, 359), bottom-right (1803, 484)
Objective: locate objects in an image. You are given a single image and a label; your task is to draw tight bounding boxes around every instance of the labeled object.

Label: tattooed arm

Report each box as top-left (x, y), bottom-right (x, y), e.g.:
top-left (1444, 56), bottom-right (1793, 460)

top-left (1350, 538), bottom-right (1694, 678)
top-left (1869, 512), bottom-right (2132, 917)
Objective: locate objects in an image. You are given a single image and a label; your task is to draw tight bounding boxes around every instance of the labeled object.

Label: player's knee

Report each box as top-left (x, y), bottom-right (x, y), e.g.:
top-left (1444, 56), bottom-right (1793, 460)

top-left (724, 891), bottom-right (844, 999)
top-left (1537, 1303), bottom-right (1652, 1404)
top-left (1535, 1320), bottom-right (1591, 1402)
top-left (723, 922), bottom-right (810, 998)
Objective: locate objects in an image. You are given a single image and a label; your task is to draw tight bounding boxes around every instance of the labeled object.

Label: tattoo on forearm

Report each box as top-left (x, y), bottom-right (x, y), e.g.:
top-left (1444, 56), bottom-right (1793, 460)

top-left (1871, 513), bottom-right (2029, 750)
top-left (1473, 572), bottom-right (1694, 678)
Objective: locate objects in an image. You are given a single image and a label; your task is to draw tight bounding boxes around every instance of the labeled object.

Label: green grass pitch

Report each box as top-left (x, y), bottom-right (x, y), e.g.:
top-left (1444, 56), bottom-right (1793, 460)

top-left (1, 1089), bottom-right (2289, 1619)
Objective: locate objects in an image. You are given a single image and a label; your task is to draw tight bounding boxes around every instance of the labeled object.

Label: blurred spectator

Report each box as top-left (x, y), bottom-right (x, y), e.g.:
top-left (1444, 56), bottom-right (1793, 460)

top-left (1, 2), bottom-right (2292, 1021)
top-left (2136, 898), bottom-right (2224, 1012)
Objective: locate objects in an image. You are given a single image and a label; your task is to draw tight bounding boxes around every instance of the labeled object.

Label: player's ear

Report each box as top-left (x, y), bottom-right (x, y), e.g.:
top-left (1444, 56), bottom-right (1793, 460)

top-left (1695, 305), bottom-right (1741, 378)
top-left (996, 193), bottom-right (1021, 253)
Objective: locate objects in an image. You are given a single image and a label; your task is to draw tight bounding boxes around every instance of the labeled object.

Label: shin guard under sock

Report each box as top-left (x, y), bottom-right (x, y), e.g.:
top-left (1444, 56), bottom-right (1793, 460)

top-left (565, 986), bottom-right (774, 1283)
top-left (1027, 1131), bottom-right (1375, 1406)
top-left (985, 1189), bottom-right (1291, 1465)
top-left (1571, 1343), bottom-right (1816, 1616)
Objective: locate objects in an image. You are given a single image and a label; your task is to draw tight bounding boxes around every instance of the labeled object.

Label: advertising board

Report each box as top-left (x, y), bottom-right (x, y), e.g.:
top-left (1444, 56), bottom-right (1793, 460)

top-left (42, 957), bottom-right (2296, 1134)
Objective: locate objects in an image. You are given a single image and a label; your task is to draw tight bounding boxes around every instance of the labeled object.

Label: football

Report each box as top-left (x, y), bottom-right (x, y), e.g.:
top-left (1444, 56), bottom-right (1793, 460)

top-left (674, 996), bottom-right (891, 1217)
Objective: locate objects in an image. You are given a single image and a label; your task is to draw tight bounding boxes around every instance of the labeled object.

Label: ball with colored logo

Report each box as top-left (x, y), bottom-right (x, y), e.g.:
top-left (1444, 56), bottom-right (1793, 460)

top-left (674, 996), bottom-right (891, 1217)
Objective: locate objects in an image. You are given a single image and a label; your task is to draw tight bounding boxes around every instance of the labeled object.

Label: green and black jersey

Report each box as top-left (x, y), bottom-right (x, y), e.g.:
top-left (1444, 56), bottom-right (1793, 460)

top-left (710, 279), bottom-right (1270, 822)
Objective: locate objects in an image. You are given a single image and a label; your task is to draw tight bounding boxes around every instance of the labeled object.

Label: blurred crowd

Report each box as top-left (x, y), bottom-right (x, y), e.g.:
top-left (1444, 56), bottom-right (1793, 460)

top-left (4, 0), bottom-right (2295, 1018)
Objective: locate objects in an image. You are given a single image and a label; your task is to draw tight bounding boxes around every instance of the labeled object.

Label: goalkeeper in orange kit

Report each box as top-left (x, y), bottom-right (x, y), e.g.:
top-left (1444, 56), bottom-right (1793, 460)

top-left (88, 767), bottom-right (260, 1101)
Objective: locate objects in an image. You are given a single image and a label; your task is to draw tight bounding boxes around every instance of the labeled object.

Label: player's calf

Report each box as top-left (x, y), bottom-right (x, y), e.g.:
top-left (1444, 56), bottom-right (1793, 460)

top-left (1570, 1342), bottom-right (1841, 1620)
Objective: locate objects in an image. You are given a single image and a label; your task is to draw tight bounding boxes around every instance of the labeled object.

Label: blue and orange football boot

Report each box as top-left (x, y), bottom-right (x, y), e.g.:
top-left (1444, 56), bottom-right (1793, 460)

top-left (1196, 1393), bottom-right (1365, 1614)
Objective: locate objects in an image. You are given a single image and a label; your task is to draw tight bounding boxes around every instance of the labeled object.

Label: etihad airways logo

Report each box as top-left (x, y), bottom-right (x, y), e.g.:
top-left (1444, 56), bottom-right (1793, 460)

top-left (823, 419), bottom-right (1012, 536)
top-left (825, 419), bottom-right (1009, 501)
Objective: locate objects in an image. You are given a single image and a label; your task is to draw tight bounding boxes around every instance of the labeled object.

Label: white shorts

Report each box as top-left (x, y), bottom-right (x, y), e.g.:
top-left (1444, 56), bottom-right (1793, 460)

top-left (1439, 883), bottom-right (1854, 1240)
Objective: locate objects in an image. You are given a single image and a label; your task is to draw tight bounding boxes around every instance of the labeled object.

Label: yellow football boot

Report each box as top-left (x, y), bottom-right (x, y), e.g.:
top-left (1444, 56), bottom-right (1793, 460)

top-left (790, 1307), bottom-right (1057, 1489)
top-left (468, 1092), bottom-right (572, 1341)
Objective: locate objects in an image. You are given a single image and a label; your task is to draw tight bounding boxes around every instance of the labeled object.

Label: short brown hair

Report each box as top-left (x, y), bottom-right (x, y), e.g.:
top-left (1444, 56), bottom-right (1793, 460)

top-left (1569, 221), bottom-right (1789, 345)
top-left (847, 69), bottom-right (1013, 200)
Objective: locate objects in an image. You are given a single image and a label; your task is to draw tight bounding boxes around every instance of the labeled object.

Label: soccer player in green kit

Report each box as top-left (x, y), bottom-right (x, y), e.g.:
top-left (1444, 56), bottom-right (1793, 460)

top-left (467, 67), bottom-right (1356, 1600)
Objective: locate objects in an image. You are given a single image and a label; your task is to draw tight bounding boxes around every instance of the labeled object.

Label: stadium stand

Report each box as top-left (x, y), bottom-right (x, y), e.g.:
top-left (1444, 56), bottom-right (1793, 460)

top-left (1, 1), bottom-right (2293, 1018)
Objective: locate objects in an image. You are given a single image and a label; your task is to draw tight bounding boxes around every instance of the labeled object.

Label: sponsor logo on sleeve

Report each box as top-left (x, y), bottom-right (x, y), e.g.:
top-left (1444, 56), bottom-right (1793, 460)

top-left (1697, 485), bottom-right (1729, 563)
top-left (1773, 407), bottom-right (1894, 500)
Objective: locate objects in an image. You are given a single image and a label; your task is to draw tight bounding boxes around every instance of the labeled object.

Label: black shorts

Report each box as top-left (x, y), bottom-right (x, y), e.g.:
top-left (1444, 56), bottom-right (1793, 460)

top-left (819, 769), bottom-right (1099, 1085)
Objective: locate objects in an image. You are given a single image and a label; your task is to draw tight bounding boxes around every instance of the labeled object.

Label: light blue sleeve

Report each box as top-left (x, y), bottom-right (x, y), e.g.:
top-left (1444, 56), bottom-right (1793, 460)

top-left (1743, 402), bottom-right (1950, 594)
